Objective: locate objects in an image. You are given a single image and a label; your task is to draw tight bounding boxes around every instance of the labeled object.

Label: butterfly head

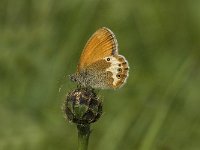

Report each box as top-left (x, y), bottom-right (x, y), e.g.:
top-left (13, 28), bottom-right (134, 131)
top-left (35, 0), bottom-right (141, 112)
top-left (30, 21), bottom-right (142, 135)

top-left (69, 73), bottom-right (79, 83)
top-left (69, 72), bottom-right (88, 87)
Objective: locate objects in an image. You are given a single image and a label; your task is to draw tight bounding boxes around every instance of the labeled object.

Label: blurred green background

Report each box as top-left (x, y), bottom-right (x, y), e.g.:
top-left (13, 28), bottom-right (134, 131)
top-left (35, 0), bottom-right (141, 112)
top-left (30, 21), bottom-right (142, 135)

top-left (0, 0), bottom-right (200, 150)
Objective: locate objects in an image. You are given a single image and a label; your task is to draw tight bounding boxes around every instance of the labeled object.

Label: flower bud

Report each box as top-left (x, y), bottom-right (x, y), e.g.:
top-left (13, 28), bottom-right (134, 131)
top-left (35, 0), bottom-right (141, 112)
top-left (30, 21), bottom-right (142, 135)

top-left (64, 88), bottom-right (102, 124)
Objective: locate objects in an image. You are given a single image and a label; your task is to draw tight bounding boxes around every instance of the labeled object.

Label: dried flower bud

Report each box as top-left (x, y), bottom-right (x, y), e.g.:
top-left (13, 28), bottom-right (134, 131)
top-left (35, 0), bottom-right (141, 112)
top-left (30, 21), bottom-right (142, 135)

top-left (64, 88), bottom-right (102, 124)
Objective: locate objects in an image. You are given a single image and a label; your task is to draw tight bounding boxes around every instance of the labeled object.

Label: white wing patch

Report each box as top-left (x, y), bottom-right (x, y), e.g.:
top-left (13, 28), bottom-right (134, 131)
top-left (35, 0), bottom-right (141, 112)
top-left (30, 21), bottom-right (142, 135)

top-left (104, 56), bottom-right (121, 86)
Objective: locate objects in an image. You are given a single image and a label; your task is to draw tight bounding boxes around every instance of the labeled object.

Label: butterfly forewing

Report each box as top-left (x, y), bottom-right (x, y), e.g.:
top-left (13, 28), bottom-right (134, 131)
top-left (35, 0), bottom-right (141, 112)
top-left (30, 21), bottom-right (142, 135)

top-left (77, 27), bottom-right (118, 71)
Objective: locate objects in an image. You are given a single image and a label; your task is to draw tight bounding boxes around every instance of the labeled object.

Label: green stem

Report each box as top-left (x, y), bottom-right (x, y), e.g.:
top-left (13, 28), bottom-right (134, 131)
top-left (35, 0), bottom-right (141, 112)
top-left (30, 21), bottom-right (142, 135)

top-left (77, 124), bottom-right (90, 150)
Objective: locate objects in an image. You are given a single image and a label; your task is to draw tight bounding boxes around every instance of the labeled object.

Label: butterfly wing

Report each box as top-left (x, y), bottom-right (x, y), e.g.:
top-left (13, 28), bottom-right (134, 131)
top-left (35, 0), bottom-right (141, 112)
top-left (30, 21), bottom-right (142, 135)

top-left (77, 27), bottom-right (118, 71)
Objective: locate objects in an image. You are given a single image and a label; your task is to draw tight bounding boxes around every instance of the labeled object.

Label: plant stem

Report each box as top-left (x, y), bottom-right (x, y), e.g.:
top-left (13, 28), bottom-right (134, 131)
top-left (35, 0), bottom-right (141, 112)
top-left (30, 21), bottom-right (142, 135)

top-left (77, 124), bottom-right (90, 150)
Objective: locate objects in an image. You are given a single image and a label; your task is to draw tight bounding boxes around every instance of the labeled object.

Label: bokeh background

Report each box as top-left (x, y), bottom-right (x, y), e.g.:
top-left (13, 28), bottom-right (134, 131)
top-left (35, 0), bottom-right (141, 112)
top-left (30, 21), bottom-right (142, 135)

top-left (0, 0), bottom-right (200, 150)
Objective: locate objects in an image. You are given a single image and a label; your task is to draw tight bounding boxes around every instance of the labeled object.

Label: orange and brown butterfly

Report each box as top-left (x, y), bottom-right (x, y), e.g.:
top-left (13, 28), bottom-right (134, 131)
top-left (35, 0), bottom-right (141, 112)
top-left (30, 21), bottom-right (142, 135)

top-left (69, 27), bottom-right (129, 89)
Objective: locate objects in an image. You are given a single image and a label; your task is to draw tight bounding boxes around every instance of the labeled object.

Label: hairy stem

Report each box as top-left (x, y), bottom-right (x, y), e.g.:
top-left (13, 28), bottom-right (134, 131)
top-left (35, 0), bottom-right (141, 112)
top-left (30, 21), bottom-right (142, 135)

top-left (77, 124), bottom-right (90, 150)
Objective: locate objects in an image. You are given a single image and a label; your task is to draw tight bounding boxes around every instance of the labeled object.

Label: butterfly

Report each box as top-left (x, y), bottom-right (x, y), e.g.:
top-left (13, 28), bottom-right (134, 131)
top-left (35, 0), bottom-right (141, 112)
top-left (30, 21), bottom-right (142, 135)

top-left (69, 27), bottom-right (129, 89)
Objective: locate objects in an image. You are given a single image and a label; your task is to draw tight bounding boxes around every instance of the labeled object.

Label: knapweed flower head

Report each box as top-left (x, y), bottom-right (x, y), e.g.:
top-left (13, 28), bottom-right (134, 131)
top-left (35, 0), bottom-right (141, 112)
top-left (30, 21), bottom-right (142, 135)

top-left (64, 88), bottom-right (102, 124)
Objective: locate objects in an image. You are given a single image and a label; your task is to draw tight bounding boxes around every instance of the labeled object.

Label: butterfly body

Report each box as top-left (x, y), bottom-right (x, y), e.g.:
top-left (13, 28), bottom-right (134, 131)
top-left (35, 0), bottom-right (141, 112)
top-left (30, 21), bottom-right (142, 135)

top-left (69, 27), bottom-right (129, 89)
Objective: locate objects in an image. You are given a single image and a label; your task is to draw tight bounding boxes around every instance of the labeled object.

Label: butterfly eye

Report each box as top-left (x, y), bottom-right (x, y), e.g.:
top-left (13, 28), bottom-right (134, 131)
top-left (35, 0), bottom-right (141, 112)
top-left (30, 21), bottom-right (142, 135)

top-left (116, 74), bottom-right (121, 79)
top-left (69, 74), bottom-right (77, 82)
top-left (107, 58), bottom-right (110, 61)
